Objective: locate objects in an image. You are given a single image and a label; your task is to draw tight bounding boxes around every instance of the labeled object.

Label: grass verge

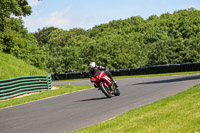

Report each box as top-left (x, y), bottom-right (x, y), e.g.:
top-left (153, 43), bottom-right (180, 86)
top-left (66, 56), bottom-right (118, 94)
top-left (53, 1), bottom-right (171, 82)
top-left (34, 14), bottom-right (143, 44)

top-left (74, 84), bottom-right (200, 133)
top-left (0, 85), bottom-right (93, 109)
top-left (114, 71), bottom-right (200, 79)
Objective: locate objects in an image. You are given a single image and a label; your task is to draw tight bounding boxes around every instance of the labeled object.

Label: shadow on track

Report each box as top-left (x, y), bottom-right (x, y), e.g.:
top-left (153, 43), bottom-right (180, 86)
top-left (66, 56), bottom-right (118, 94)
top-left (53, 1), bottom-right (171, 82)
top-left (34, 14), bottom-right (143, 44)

top-left (133, 74), bottom-right (200, 85)
top-left (75, 97), bottom-right (108, 102)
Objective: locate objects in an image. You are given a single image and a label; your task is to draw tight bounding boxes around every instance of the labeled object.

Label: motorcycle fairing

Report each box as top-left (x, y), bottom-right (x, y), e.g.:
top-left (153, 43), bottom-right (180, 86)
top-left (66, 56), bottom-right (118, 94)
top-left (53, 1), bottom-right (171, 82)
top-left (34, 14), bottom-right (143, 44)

top-left (97, 71), bottom-right (112, 85)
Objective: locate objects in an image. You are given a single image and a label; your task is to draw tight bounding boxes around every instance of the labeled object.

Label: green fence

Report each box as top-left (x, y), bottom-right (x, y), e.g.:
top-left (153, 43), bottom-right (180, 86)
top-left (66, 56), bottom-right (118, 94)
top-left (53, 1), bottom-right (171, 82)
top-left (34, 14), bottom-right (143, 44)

top-left (0, 75), bottom-right (52, 100)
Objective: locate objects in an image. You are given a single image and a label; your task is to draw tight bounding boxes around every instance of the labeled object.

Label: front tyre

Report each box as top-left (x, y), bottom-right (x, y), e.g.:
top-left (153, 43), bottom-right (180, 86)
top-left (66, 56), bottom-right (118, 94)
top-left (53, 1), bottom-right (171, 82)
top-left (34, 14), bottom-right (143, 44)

top-left (100, 83), bottom-right (112, 98)
top-left (114, 88), bottom-right (120, 96)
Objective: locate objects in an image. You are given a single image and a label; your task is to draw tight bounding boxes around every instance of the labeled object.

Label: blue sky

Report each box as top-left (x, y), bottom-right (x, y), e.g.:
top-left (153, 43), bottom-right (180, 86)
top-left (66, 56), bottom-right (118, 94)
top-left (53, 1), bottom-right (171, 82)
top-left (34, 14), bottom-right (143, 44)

top-left (24, 0), bottom-right (200, 32)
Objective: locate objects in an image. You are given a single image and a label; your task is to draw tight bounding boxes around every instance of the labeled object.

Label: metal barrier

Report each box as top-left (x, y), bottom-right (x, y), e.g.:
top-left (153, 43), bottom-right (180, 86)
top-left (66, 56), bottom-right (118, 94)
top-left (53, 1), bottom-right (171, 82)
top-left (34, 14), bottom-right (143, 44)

top-left (0, 75), bottom-right (52, 100)
top-left (51, 62), bottom-right (200, 80)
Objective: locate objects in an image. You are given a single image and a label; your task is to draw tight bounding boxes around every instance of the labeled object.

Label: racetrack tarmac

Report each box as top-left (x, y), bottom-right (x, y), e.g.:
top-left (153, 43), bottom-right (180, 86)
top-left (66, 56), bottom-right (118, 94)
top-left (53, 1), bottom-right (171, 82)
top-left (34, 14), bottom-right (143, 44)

top-left (1, 74), bottom-right (200, 133)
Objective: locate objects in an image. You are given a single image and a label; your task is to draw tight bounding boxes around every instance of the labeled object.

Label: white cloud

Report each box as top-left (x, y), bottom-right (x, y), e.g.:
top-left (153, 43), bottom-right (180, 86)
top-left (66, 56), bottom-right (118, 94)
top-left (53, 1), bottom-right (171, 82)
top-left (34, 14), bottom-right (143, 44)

top-left (46, 8), bottom-right (71, 28)
top-left (23, 7), bottom-right (72, 32)
top-left (27, 0), bottom-right (41, 7)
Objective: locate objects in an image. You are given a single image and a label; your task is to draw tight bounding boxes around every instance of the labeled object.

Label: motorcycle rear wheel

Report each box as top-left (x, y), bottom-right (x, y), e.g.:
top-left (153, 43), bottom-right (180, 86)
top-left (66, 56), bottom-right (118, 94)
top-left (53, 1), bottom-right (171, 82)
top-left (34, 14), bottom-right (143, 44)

top-left (100, 83), bottom-right (112, 98)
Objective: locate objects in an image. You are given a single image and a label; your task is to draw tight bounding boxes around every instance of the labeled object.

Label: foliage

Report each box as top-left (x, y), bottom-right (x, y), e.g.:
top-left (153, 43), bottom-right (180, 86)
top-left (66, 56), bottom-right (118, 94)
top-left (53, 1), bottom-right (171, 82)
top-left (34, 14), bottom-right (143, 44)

top-left (0, 0), bottom-right (31, 18)
top-left (33, 8), bottom-right (200, 73)
top-left (0, 0), bottom-right (46, 71)
top-left (1, 17), bottom-right (47, 69)
top-left (0, 0), bottom-right (31, 31)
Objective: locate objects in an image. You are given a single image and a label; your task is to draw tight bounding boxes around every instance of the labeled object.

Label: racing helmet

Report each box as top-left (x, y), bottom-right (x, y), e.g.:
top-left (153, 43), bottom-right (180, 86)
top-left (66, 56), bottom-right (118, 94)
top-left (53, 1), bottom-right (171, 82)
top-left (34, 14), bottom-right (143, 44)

top-left (90, 62), bottom-right (97, 69)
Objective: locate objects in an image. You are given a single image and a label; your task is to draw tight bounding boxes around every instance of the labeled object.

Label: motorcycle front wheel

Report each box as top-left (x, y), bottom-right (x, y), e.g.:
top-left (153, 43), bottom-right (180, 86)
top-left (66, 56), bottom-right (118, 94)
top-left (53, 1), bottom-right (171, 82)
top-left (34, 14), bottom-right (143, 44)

top-left (100, 83), bottom-right (112, 98)
top-left (114, 88), bottom-right (120, 96)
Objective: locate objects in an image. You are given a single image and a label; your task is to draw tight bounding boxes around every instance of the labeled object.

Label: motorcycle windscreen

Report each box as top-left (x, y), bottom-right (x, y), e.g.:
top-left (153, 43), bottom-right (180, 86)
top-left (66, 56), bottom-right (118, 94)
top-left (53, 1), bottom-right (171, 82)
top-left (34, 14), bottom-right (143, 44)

top-left (98, 71), bottom-right (105, 78)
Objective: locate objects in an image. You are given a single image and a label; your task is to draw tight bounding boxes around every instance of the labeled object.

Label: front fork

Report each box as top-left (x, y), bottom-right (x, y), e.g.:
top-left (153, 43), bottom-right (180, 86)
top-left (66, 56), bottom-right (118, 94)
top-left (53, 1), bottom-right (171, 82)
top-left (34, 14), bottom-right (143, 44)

top-left (109, 81), bottom-right (118, 91)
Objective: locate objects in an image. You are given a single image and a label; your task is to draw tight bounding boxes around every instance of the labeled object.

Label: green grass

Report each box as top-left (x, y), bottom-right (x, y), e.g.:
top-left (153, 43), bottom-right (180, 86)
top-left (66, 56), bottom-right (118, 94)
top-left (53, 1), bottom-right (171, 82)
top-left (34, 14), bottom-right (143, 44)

top-left (74, 84), bottom-right (200, 133)
top-left (0, 52), bottom-right (48, 80)
top-left (0, 85), bottom-right (93, 109)
top-left (114, 71), bottom-right (200, 79)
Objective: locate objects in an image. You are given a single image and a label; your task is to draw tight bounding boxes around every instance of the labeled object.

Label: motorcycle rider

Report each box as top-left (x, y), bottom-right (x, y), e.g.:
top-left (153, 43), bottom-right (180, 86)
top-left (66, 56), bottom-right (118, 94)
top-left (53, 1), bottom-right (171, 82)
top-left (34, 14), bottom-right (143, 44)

top-left (89, 62), bottom-right (117, 87)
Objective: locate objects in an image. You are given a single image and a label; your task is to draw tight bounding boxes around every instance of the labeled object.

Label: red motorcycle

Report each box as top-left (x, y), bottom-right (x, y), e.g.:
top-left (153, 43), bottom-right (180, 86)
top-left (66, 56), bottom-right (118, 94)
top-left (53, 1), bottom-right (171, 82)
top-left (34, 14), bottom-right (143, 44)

top-left (90, 71), bottom-right (120, 98)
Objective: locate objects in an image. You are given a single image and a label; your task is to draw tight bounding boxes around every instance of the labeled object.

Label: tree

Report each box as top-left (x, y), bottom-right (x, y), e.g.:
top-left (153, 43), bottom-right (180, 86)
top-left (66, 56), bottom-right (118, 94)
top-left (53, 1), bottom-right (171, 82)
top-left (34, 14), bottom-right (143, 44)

top-left (0, 0), bottom-right (32, 31)
top-left (0, 0), bottom-right (31, 18)
top-left (34, 27), bottom-right (58, 46)
top-left (34, 8), bottom-right (200, 73)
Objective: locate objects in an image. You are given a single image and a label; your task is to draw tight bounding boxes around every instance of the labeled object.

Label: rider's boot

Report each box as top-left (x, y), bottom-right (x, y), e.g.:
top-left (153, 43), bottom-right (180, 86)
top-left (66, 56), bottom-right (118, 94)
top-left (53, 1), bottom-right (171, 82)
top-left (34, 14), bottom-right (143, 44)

top-left (94, 84), bottom-right (98, 88)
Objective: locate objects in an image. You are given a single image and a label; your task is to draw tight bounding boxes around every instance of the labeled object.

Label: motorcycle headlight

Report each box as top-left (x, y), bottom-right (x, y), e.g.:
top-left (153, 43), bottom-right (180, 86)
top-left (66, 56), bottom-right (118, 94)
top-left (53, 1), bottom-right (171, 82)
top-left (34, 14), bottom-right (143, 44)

top-left (91, 79), bottom-right (96, 82)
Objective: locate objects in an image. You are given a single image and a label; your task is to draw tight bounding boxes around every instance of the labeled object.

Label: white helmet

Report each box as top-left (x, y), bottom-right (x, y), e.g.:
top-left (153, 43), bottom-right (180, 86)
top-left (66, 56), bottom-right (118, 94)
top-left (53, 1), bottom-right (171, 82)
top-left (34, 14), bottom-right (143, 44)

top-left (90, 62), bottom-right (97, 69)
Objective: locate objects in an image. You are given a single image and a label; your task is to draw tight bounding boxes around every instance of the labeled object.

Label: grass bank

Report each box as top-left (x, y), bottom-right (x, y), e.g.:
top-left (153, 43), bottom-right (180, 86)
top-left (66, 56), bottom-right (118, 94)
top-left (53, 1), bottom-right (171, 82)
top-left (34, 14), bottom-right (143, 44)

top-left (0, 85), bottom-right (93, 109)
top-left (0, 52), bottom-right (48, 80)
top-left (74, 84), bottom-right (200, 133)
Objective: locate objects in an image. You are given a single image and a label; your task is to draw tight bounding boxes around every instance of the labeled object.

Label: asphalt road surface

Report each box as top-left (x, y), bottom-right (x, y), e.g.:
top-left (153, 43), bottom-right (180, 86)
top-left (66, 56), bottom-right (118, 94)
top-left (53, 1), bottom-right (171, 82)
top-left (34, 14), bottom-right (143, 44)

top-left (1, 74), bottom-right (200, 133)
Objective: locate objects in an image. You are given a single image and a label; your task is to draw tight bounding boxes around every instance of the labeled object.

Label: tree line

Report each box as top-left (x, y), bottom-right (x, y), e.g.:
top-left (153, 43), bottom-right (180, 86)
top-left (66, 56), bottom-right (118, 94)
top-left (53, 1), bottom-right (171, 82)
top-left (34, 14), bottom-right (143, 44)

top-left (0, 1), bottom-right (200, 74)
